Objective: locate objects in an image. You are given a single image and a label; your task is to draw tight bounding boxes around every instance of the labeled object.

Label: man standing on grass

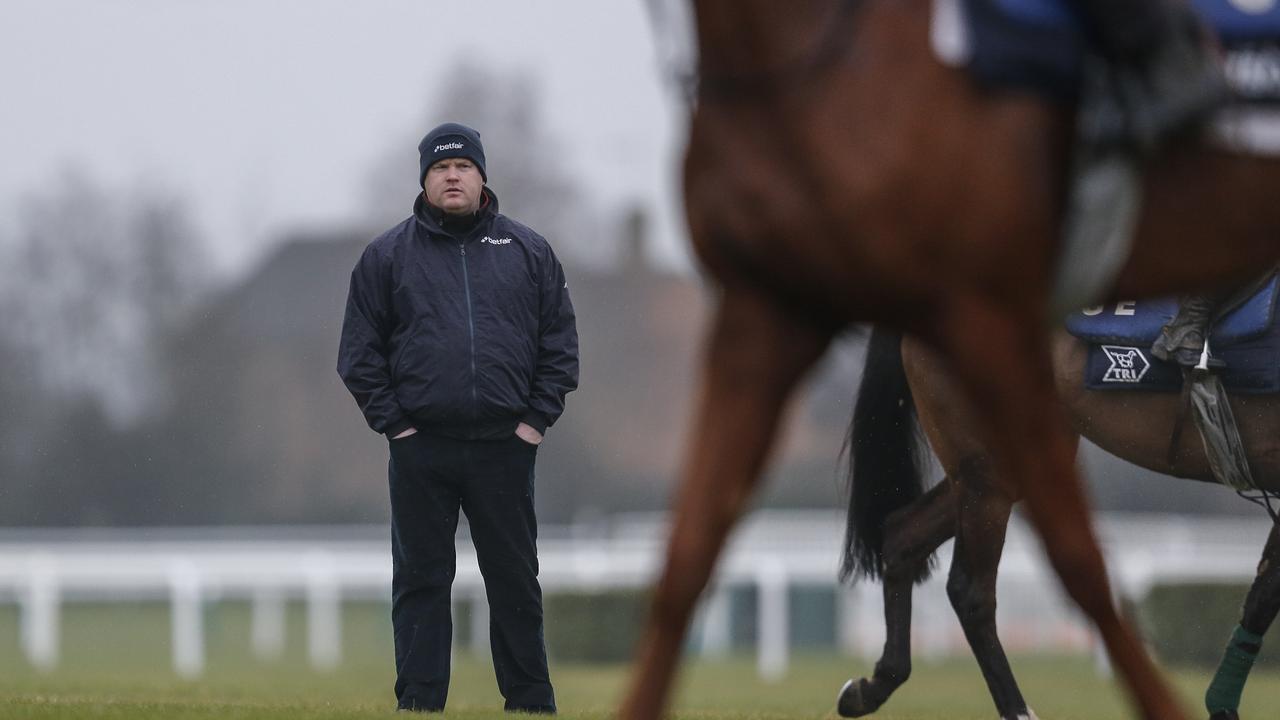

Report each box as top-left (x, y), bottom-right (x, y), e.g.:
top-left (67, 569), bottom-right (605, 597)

top-left (338, 122), bottom-right (578, 713)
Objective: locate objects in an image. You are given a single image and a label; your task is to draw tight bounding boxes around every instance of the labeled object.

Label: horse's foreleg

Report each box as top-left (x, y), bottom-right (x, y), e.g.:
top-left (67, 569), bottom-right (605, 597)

top-left (838, 480), bottom-right (956, 717)
top-left (945, 458), bottom-right (1032, 720)
top-left (1204, 521), bottom-right (1280, 720)
top-left (618, 287), bottom-right (834, 720)
top-left (935, 297), bottom-right (1189, 720)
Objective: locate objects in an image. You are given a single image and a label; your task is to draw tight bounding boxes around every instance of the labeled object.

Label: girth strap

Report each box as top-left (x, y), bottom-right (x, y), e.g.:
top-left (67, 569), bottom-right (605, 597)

top-left (1188, 369), bottom-right (1256, 491)
top-left (1166, 372), bottom-right (1194, 471)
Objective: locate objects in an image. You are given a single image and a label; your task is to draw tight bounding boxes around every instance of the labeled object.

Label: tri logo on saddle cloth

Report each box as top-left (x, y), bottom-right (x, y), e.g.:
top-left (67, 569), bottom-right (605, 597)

top-left (1081, 302), bottom-right (1154, 384)
top-left (1064, 278), bottom-right (1280, 394)
top-left (1100, 345), bottom-right (1151, 384)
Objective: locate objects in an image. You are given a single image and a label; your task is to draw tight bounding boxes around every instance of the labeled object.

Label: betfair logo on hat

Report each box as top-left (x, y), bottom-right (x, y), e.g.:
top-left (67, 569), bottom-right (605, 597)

top-left (434, 142), bottom-right (464, 152)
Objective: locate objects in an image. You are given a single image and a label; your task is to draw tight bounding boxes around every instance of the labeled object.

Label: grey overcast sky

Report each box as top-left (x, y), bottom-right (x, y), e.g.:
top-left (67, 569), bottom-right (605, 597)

top-left (0, 0), bottom-right (689, 276)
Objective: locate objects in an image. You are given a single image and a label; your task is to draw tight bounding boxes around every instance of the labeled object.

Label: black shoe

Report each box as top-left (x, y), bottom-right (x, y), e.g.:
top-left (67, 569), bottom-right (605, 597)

top-left (1151, 295), bottom-right (1224, 368)
top-left (1151, 328), bottom-right (1225, 367)
top-left (1151, 325), bottom-right (1227, 369)
top-left (397, 698), bottom-right (444, 713)
top-left (506, 704), bottom-right (556, 714)
top-left (1153, 344), bottom-right (1226, 369)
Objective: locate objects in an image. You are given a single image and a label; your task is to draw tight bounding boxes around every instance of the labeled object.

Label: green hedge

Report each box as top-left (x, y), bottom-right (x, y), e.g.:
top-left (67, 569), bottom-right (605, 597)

top-left (727, 584), bottom-right (838, 650)
top-left (1138, 582), bottom-right (1278, 669)
top-left (543, 589), bottom-right (648, 663)
top-left (539, 584), bottom-right (840, 663)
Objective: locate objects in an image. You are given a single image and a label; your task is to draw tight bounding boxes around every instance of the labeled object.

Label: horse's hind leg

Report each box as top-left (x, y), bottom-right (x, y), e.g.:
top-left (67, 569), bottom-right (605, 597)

top-left (934, 297), bottom-right (1189, 720)
top-left (1205, 521), bottom-right (1280, 720)
top-left (839, 481), bottom-right (956, 717)
top-left (619, 286), bottom-right (834, 720)
top-left (946, 458), bottom-right (1033, 720)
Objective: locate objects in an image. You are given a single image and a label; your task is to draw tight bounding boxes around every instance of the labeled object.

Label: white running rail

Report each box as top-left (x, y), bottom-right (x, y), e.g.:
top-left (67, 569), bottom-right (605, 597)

top-left (0, 512), bottom-right (1270, 679)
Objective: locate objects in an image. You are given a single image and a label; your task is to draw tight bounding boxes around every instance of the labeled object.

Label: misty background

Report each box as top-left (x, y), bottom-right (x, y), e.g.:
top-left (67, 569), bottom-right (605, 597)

top-left (0, 0), bottom-right (1254, 528)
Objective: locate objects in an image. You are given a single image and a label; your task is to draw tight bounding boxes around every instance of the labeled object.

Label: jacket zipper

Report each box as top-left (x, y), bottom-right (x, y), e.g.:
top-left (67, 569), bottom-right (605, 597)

top-left (459, 242), bottom-right (478, 421)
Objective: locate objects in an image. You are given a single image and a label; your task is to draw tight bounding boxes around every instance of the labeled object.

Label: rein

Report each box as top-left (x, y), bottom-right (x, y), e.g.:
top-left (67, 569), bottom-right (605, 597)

top-left (646, 0), bottom-right (863, 102)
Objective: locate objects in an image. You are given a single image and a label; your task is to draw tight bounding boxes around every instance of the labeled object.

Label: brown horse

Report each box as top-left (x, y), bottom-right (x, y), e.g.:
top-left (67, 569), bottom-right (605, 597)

top-left (840, 326), bottom-right (1280, 720)
top-left (620, 2), bottom-right (1280, 719)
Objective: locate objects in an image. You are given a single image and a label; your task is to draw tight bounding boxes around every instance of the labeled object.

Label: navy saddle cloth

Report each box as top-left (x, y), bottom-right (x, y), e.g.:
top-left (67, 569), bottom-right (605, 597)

top-left (965, 0), bottom-right (1280, 102)
top-left (1065, 275), bottom-right (1280, 393)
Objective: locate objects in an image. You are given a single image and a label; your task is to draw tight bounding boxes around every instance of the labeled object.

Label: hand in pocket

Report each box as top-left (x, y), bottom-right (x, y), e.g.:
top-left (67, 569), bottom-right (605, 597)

top-left (515, 422), bottom-right (543, 446)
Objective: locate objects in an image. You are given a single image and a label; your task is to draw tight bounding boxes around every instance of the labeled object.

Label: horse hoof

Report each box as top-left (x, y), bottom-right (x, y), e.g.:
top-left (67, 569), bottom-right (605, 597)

top-left (836, 678), bottom-right (878, 717)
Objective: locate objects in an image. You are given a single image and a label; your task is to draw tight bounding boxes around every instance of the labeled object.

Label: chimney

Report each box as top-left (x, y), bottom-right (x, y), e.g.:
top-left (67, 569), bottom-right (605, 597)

top-left (621, 206), bottom-right (649, 273)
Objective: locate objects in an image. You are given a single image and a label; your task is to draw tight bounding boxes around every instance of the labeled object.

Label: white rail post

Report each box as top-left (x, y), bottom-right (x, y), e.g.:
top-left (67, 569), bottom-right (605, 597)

top-left (305, 553), bottom-right (341, 671)
top-left (1091, 550), bottom-right (1150, 679)
top-left (21, 555), bottom-right (59, 671)
top-left (852, 576), bottom-right (885, 660)
top-left (835, 584), bottom-right (859, 657)
top-left (698, 583), bottom-right (731, 658)
top-left (250, 587), bottom-right (287, 660)
top-left (169, 561), bottom-right (205, 678)
top-left (470, 585), bottom-right (490, 657)
top-left (756, 556), bottom-right (789, 681)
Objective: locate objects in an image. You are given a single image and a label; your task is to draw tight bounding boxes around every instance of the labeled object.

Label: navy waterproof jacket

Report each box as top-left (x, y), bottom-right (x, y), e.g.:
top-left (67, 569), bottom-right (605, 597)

top-left (337, 188), bottom-right (579, 440)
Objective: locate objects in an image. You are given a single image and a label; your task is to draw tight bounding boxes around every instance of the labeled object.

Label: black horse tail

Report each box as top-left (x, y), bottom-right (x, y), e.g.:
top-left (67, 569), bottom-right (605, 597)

top-left (839, 326), bottom-right (928, 583)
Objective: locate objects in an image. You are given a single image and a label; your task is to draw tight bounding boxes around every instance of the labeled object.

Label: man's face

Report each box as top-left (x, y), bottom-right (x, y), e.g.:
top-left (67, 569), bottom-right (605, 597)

top-left (424, 158), bottom-right (483, 215)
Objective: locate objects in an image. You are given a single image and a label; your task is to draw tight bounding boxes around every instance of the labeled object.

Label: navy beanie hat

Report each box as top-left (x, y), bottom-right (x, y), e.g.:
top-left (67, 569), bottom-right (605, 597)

top-left (418, 122), bottom-right (487, 185)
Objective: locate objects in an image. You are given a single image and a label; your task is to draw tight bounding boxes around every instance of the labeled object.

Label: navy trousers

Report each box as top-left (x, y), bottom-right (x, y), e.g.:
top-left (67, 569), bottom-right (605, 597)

top-left (388, 432), bottom-right (555, 712)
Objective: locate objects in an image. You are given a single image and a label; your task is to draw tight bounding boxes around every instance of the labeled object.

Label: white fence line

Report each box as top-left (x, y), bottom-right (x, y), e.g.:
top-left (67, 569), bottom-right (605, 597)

top-left (0, 512), bottom-right (1271, 677)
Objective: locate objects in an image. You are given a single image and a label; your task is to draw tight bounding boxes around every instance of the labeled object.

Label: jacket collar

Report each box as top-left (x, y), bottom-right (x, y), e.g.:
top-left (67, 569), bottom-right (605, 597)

top-left (413, 186), bottom-right (499, 241)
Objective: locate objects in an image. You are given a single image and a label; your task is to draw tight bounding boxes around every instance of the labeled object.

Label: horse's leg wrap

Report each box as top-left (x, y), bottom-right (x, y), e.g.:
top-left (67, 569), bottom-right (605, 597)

top-left (1204, 624), bottom-right (1263, 715)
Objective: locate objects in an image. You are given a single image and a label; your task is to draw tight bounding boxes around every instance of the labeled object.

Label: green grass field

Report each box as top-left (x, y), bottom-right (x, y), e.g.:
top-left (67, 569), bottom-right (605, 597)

top-left (0, 602), bottom-right (1277, 719)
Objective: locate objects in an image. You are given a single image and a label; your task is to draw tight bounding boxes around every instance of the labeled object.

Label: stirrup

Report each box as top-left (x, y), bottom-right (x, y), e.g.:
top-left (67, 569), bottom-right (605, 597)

top-left (1195, 339), bottom-right (1212, 372)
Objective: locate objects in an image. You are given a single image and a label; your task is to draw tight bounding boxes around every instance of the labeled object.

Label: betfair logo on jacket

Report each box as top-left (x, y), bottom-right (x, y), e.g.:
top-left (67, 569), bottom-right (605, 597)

top-left (434, 142), bottom-right (464, 152)
top-left (481, 236), bottom-right (513, 245)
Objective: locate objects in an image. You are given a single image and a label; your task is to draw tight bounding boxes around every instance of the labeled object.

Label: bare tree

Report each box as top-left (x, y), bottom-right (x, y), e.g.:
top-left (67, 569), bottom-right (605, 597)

top-left (2, 169), bottom-right (211, 425)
